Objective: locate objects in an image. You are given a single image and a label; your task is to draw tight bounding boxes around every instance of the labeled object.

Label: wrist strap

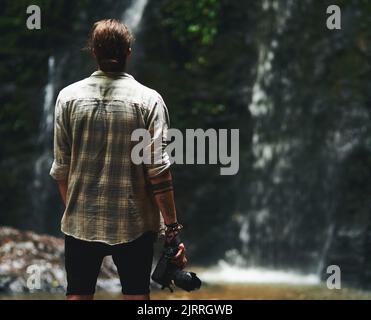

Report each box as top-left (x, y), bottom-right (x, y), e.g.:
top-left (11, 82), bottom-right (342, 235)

top-left (165, 222), bottom-right (183, 233)
top-left (164, 222), bottom-right (183, 247)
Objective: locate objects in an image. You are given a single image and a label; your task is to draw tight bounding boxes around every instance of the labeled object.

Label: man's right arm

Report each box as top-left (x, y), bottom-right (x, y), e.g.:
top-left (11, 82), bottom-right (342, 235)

top-left (149, 169), bottom-right (187, 268)
top-left (143, 92), bottom-right (177, 225)
top-left (144, 93), bottom-right (186, 268)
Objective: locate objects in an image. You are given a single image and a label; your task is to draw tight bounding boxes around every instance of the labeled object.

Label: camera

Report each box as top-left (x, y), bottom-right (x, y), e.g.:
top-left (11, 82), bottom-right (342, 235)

top-left (151, 241), bottom-right (202, 292)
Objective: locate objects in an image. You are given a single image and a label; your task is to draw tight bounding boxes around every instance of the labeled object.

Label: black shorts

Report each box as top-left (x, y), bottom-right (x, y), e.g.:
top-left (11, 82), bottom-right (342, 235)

top-left (64, 231), bottom-right (156, 296)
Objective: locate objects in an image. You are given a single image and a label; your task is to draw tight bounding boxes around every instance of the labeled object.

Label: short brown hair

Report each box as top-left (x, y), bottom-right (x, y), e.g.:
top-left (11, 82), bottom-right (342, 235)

top-left (87, 19), bottom-right (134, 72)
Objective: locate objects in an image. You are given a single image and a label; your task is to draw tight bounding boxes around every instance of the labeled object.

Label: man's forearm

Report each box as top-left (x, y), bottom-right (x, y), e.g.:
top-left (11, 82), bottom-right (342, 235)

top-left (57, 179), bottom-right (68, 206)
top-left (150, 170), bottom-right (186, 267)
top-left (149, 170), bottom-right (177, 225)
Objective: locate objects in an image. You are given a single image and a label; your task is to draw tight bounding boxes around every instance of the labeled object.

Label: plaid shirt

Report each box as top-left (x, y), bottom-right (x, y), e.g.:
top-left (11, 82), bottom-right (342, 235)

top-left (49, 70), bottom-right (170, 244)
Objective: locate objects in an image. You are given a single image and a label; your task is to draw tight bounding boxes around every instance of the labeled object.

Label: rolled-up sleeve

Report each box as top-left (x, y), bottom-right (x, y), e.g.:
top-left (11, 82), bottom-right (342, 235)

top-left (49, 96), bottom-right (71, 181)
top-left (144, 93), bottom-right (171, 178)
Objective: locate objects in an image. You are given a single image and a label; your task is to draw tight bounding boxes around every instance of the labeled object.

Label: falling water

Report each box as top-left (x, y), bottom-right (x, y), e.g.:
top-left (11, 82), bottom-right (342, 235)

top-left (121, 0), bottom-right (148, 31)
top-left (31, 56), bottom-right (57, 232)
top-left (40, 57), bottom-right (56, 141)
top-left (121, 0), bottom-right (149, 74)
top-left (199, 0), bottom-right (323, 285)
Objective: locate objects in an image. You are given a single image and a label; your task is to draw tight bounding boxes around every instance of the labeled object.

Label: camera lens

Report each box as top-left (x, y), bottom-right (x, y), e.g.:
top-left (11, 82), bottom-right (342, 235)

top-left (173, 270), bottom-right (202, 292)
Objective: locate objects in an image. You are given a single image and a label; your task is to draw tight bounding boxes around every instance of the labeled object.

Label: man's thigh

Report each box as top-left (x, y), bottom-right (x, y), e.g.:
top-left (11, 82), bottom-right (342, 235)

top-left (112, 231), bottom-right (156, 296)
top-left (64, 235), bottom-right (107, 296)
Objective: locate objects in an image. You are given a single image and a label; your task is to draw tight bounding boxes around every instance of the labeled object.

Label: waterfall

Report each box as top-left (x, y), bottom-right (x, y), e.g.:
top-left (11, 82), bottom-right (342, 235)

top-left (198, 0), bottom-right (324, 285)
top-left (40, 57), bottom-right (56, 141)
top-left (121, 0), bottom-right (149, 74)
top-left (241, 1), bottom-right (289, 264)
top-left (121, 0), bottom-right (148, 32)
top-left (33, 55), bottom-right (56, 190)
top-left (31, 56), bottom-right (57, 232)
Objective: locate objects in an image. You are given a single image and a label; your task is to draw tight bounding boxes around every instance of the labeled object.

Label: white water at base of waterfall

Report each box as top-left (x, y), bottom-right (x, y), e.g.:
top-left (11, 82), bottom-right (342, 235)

top-left (199, 261), bottom-right (320, 285)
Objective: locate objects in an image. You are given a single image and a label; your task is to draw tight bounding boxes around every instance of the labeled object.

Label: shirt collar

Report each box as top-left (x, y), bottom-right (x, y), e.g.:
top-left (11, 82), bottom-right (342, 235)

top-left (91, 70), bottom-right (134, 79)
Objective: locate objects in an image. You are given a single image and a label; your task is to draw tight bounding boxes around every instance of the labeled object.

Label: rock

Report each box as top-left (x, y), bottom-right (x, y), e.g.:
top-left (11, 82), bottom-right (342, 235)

top-left (0, 227), bottom-right (120, 294)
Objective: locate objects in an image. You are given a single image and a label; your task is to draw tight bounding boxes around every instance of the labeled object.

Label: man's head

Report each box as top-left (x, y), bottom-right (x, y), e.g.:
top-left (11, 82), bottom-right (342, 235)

top-left (87, 19), bottom-right (134, 72)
